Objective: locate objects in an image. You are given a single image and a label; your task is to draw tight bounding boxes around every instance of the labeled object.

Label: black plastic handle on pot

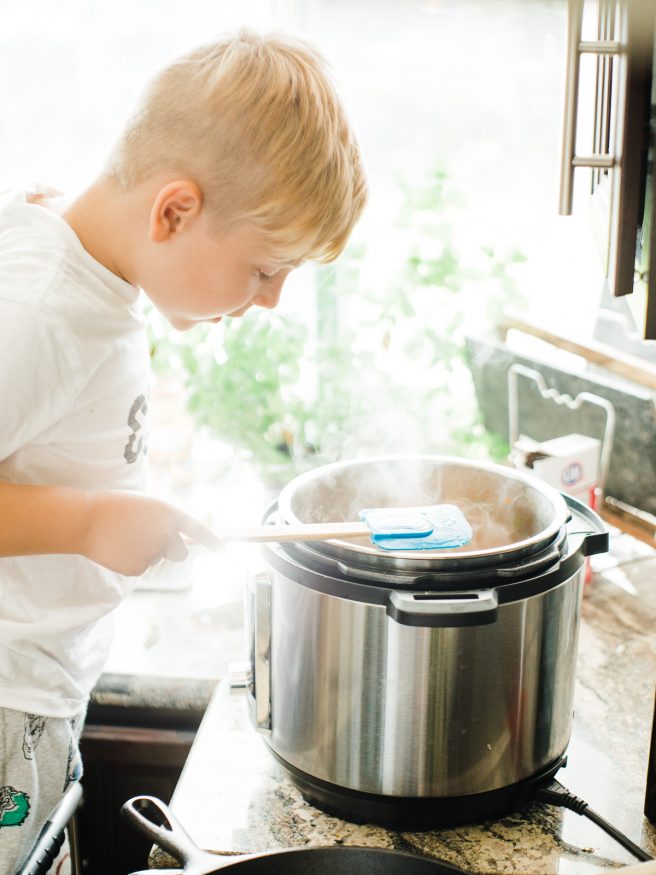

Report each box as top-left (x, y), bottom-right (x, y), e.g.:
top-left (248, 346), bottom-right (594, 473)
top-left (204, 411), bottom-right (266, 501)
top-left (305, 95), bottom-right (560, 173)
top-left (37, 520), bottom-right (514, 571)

top-left (563, 493), bottom-right (609, 556)
top-left (387, 589), bottom-right (498, 628)
top-left (20, 781), bottom-right (83, 875)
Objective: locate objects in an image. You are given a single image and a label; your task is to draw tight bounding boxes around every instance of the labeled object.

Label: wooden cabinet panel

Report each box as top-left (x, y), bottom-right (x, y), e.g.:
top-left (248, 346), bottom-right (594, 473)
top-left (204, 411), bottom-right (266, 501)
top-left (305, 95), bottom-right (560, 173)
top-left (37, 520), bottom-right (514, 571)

top-left (78, 724), bottom-right (196, 874)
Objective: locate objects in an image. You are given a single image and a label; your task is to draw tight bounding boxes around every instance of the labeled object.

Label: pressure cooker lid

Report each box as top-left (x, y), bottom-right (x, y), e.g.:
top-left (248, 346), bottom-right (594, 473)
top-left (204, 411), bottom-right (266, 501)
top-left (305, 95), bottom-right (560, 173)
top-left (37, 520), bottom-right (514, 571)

top-left (277, 455), bottom-right (570, 572)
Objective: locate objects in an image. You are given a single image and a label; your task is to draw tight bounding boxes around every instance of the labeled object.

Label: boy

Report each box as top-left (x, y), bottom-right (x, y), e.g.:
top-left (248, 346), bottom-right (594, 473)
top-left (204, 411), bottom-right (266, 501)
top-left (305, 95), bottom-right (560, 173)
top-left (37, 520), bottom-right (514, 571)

top-left (0, 30), bottom-right (366, 872)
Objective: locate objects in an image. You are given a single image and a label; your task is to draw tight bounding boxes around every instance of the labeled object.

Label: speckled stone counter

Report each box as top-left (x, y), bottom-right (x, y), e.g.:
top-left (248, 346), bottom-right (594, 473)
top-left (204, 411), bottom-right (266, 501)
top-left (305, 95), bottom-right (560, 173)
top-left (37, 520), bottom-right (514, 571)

top-left (150, 535), bottom-right (656, 873)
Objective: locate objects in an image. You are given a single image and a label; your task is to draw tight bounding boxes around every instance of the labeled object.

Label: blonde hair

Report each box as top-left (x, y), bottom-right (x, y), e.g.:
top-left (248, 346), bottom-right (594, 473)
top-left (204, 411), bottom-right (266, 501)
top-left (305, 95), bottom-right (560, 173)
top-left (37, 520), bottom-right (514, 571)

top-left (105, 30), bottom-right (367, 263)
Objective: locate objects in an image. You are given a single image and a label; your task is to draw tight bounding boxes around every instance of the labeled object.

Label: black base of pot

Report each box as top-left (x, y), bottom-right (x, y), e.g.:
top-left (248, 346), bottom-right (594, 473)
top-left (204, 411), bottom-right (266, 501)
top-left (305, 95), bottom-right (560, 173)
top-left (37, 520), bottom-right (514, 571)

top-left (268, 749), bottom-right (567, 829)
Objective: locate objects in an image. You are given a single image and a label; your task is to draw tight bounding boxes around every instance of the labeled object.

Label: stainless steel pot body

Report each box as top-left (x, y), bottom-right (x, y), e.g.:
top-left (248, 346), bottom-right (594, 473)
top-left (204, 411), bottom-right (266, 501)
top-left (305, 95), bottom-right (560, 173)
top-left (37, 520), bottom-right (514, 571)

top-left (246, 456), bottom-right (605, 801)
top-left (258, 564), bottom-right (584, 798)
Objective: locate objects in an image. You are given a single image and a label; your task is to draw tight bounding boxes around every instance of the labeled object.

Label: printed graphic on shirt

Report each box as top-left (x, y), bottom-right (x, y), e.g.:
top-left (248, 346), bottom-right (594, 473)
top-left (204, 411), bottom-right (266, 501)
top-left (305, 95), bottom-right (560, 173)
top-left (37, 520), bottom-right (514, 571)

top-left (0, 786), bottom-right (30, 827)
top-left (22, 714), bottom-right (46, 760)
top-left (123, 393), bottom-right (149, 464)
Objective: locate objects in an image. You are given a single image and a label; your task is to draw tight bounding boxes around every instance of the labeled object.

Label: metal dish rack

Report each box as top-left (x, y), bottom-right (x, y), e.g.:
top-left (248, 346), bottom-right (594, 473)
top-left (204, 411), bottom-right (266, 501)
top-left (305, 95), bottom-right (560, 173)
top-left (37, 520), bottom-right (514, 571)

top-left (507, 363), bottom-right (616, 504)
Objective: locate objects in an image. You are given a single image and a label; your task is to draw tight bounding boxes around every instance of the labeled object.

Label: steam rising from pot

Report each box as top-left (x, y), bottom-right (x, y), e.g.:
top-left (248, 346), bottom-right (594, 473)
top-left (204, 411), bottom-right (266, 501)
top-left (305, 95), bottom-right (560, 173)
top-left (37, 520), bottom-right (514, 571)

top-left (279, 456), bottom-right (562, 554)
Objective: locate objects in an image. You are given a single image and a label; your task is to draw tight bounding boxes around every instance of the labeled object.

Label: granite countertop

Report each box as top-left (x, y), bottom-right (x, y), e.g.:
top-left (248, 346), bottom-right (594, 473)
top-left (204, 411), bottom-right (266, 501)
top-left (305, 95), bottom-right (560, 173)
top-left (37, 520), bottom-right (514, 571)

top-left (147, 532), bottom-right (656, 874)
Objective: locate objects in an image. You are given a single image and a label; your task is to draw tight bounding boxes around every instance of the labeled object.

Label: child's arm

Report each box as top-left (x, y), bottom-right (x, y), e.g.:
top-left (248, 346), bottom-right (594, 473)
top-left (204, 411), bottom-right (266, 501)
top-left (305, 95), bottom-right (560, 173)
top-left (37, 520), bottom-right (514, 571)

top-left (0, 482), bottom-right (220, 576)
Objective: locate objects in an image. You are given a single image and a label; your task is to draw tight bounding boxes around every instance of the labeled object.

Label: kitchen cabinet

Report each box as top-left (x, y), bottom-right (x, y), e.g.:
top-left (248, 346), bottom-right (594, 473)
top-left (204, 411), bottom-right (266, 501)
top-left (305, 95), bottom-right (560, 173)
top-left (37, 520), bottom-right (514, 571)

top-left (78, 723), bottom-right (193, 875)
top-left (560, 0), bottom-right (656, 339)
top-left (76, 675), bottom-right (214, 875)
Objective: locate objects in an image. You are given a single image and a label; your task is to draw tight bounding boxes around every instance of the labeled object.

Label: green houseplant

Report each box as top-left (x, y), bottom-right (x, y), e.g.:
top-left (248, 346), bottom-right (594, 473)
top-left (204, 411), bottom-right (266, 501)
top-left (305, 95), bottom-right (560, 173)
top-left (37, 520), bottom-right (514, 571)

top-left (149, 168), bottom-right (524, 480)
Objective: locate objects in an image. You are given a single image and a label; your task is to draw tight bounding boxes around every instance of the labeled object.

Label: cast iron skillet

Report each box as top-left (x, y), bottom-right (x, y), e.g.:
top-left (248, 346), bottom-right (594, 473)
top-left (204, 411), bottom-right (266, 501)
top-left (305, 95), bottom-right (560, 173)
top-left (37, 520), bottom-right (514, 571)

top-left (122, 796), bottom-right (468, 875)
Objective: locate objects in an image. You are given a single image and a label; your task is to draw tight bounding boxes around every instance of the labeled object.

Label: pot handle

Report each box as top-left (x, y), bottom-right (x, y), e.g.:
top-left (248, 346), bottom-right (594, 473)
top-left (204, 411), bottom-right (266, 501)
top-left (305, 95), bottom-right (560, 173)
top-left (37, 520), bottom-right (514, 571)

top-left (387, 589), bottom-right (498, 628)
top-left (564, 493), bottom-right (609, 556)
top-left (121, 795), bottom-right (230, 873)
top-left (244, 570), bottom-right (272, 734)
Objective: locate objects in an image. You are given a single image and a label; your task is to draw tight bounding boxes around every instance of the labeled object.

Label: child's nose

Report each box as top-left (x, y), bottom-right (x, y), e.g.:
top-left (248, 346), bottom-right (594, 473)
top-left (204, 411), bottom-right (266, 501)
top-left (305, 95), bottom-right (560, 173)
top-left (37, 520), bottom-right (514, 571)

top-left (256, 289), bottom-right (280, 309)
top-left (254, 274), bottom-right (287, 310)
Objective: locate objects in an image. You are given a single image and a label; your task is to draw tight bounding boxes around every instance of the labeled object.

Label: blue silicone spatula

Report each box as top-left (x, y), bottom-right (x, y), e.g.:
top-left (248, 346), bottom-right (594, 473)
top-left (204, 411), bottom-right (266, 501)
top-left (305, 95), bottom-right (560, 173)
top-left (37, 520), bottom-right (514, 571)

top-left (210, 504), bottom-right (472, 550)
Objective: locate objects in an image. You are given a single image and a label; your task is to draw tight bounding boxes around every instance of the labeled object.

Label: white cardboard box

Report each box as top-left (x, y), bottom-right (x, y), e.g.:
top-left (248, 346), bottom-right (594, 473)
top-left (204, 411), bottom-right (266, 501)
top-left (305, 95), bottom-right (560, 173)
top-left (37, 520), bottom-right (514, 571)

top-left (511, 433), bottom-right (602, 506)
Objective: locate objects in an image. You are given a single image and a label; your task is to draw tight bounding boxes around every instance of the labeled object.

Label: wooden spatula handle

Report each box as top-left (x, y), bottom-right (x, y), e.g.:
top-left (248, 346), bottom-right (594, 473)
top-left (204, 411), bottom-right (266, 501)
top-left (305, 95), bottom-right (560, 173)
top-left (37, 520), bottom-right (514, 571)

top-left (213, 521), bottom-right (372, 543)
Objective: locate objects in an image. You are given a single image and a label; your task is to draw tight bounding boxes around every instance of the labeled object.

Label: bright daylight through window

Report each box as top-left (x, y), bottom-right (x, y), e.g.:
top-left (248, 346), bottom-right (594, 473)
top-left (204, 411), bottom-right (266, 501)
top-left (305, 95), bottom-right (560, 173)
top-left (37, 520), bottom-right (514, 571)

top-left (1, 0), bottom-right (608, 673)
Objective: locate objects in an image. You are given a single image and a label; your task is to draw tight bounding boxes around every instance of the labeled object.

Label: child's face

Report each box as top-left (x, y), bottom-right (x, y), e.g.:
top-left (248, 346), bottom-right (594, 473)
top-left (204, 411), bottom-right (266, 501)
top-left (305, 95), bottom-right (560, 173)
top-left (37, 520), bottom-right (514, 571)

top-left (140, 219), bottom-right (293, 332)
top-left (134, 182), bottom-right (295, 332)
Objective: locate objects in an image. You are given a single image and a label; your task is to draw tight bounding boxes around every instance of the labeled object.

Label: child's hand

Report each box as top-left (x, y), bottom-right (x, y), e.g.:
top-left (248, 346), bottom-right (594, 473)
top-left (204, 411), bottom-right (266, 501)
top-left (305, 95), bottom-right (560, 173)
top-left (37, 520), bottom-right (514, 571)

top-left (82, 490), bottom-right (220, 576)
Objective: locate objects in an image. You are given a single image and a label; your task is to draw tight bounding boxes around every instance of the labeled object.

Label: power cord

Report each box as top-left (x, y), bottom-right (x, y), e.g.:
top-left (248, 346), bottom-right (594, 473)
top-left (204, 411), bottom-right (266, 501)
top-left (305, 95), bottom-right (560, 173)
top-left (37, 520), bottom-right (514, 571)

top-left (533, 778), bottom-right (652, 862)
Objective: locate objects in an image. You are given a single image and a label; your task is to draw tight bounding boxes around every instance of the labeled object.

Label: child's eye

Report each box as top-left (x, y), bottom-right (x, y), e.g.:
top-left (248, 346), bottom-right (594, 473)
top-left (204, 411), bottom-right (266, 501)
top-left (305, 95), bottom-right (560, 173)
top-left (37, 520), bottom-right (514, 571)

top-left (256, 269), bottom-right (274, 283)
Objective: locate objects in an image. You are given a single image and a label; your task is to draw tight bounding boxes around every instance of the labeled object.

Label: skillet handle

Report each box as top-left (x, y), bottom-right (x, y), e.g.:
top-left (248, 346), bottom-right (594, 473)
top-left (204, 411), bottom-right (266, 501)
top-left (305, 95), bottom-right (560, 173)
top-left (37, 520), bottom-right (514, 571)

top-left (121, 796), bottom-right (231, 874)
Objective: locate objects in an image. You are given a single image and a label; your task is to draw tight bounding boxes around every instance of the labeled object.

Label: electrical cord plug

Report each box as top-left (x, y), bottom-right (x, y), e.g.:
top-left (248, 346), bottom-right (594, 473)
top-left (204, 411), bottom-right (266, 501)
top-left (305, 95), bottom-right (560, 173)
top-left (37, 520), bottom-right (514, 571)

top-left (533, 778), bottom-right (652, 862)
top-left (534, 779), bottom-right (590, 814)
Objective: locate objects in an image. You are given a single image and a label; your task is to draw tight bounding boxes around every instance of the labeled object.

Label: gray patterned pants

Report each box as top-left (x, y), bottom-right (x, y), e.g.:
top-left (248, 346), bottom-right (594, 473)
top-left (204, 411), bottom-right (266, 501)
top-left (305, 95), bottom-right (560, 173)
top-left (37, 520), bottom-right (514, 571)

top-left (0, 706), bottom-right (85, 875)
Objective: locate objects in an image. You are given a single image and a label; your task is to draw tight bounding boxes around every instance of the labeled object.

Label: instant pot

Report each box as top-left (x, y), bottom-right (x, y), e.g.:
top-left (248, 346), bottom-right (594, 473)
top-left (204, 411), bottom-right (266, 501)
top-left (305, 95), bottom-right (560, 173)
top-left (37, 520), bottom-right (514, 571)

top-left (244, 456), bottom-right (608, 827)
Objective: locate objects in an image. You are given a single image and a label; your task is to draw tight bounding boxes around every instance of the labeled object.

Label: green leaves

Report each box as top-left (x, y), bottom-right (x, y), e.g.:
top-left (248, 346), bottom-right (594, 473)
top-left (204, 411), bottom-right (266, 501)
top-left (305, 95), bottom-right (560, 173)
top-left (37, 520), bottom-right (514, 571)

top-left (149, 166), bottom-right (521, 477)
top-left (184, 313), bottom-right (308, 467)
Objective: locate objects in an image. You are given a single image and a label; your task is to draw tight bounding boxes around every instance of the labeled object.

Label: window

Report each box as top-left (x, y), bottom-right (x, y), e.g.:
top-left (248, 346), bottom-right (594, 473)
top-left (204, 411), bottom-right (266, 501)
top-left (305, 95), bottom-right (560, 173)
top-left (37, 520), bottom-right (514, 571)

top-left (5, 0), bottom-right (613, 676)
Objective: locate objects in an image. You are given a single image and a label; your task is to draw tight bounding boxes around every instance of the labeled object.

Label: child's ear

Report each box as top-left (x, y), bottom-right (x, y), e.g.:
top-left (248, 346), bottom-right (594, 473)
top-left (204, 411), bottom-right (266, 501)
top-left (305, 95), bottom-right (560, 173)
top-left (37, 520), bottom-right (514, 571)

top-left (149, 180), bottom-right (203, 242)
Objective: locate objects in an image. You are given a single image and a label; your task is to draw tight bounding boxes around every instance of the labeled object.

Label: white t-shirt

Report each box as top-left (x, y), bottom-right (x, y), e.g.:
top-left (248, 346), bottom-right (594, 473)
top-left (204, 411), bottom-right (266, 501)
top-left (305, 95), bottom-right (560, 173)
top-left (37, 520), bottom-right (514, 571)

top-left (0, 188), bottom-right (151, 718)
